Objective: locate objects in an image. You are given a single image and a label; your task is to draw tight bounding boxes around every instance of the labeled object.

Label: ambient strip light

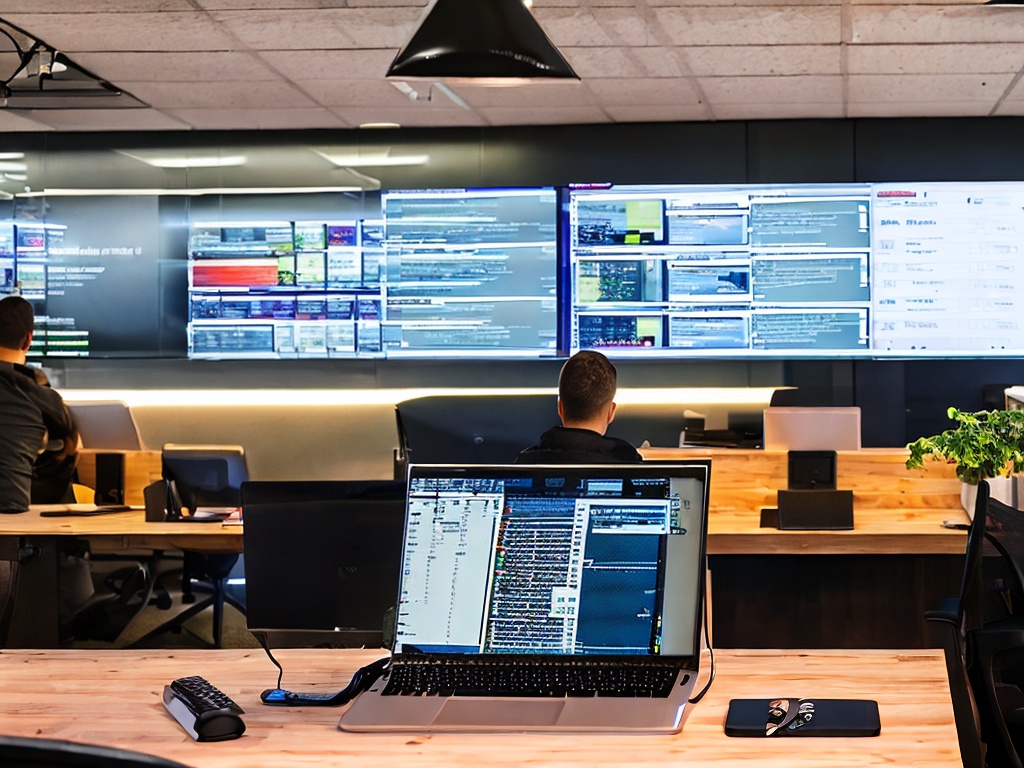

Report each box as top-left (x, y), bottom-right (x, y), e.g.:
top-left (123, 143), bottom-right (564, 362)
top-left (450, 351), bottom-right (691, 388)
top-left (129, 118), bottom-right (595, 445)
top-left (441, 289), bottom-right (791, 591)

top-left (14, 185), bottom-right (364, 198)
top-left (60, 387), bottom-right (782, 409)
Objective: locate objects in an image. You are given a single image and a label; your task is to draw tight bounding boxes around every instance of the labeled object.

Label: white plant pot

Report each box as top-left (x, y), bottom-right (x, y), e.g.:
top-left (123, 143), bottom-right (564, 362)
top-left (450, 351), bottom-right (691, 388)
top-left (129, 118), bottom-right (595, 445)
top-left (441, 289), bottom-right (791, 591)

top-left (960, 475), bottom-right (1019, 519)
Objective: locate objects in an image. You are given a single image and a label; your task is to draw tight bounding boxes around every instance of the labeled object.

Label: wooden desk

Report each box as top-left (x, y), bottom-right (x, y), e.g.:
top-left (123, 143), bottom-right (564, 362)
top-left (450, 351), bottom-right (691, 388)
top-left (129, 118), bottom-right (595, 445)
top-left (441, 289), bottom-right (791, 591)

top-left (2, 508), bottom-right (243, 555)
top-left (0, 647), bottom-right (961, 767)
top-left (1, 510), bottom-right (242, 648)
top-left (642, 447), bottom-right (967, 649)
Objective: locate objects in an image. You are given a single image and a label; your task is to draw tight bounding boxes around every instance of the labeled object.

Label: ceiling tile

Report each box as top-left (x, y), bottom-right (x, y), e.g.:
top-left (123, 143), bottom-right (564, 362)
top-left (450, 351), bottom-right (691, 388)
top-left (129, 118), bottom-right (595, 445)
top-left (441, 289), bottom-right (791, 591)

top-left (585, 77), bottom-right (703, 105)
top-left (847, 43), bottom-right (1024, 74)
top-left (258, 49), bottom-right (397, 80)
top-left (851, 6), bottom-right (1024, 45)
top-left (604, 103), bottom-right (712, 121)
top-left (1, 12), bottom-right (239, 52)
top-left (848, 100), bottom-right (995, 117)
top-left (163, 106), bottom-right (346, 129)
top-left (847, 73), bottom-right (1016, 101)
top-left (712, 101), bottom-right (845, 119)
top-left (681, 45), bottom-right (838, 76)
top-left (72, 51), bottom-right (283, 83)
top-left (443, 82), bottom-right (595, 109)
top-left (115, 80), bottom-right (320, 109)
top-left (22, 108), bottom-right (193, 131)
top-left (475, 105), bottom-right (612, 125)
top-left (651, 6), bottom-right (841, 46)
top-left (212, 8), bottom-right (415, 49)
top-left (698, 74), bottom-right (843, 103)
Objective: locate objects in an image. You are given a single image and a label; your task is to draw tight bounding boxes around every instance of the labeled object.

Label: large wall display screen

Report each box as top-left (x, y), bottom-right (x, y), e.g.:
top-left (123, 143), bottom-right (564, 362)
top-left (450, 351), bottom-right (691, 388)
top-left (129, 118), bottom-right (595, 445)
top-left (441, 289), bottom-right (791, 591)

top-left (567, 182), bottom-right (1024, 359)
top-left (186, 188), bottom-right (559, 360)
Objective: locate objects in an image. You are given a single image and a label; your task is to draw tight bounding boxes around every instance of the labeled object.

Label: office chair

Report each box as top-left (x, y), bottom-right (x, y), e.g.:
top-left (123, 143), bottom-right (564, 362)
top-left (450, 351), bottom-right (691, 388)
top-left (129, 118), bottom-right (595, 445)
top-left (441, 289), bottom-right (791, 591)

top-left (0, 735), bottom-right (190, 767)
top-left (963, 485), bottom-right (1024, 768)
top-left (932, 479), bottom-right (1024, 767)
top-left (0, 538), bottom-right (24, 648)
top-left (926, 479), bottom-right (991, 768)
top-left (127, 445), bottom-right (248, 649)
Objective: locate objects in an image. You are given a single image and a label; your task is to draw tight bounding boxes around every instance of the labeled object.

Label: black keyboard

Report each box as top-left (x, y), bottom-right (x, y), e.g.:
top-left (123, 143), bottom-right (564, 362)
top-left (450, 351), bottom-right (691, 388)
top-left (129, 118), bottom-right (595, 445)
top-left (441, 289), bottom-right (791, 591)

top-left (380, 661), bottom-right (680, 698)
top-left (162, 675), bottom-right (246, 742)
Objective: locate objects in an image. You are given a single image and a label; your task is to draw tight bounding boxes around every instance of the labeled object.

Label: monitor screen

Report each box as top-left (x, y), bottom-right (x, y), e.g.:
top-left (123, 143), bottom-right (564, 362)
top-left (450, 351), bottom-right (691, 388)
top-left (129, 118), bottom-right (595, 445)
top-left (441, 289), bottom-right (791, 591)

top-left (241, 480), bottom-right (406, 648)
top-left (396, 462), bottom-right (710, 658)
top-left (566, 181), bottom-right (1024, 360)
top-left (161, 445), bottom-right (248, 511)
top-left (185, 187), bottom-right (560, 360)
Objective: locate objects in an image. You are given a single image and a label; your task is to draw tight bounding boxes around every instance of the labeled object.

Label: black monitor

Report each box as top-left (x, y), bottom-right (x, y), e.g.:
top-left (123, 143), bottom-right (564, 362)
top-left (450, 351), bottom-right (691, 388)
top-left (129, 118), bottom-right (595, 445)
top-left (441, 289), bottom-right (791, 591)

top-left (161, 445), bottom-right (249, 512)
top-left (240, 479), bottom-right (406, 648)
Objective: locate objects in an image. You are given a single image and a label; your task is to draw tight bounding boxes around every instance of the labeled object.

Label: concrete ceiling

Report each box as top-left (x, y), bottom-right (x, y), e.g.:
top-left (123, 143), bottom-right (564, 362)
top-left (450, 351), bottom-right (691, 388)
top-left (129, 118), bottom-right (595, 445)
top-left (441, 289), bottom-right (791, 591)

top-left (0, 0), bottom-right (1023, 133)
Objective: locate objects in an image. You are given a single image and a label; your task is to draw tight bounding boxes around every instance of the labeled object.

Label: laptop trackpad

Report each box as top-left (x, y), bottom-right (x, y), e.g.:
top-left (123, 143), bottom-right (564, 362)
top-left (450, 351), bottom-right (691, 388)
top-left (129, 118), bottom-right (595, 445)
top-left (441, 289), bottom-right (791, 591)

top-left (434, 698), bottom-right (565, 727)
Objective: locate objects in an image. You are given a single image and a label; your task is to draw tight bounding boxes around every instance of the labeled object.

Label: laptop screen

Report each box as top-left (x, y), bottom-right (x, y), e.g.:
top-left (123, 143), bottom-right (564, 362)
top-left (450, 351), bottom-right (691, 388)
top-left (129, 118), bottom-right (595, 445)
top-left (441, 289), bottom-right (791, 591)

top-left (396, 462), bottom-right (710, 659)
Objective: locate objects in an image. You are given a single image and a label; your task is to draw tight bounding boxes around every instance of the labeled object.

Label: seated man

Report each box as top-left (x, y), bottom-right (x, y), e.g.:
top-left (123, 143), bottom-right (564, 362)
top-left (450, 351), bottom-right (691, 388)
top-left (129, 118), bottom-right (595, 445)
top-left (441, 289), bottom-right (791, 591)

top-left (0, 295), bottom-right (79, 512)
top-left (517, 350), bottom-right (643, 464)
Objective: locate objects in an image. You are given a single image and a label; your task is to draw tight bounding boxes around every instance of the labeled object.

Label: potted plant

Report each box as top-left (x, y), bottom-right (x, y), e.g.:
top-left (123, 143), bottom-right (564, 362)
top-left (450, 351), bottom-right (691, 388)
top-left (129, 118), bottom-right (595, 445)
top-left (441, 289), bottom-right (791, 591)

top-left (906, 407), bottom-right (1024, 514)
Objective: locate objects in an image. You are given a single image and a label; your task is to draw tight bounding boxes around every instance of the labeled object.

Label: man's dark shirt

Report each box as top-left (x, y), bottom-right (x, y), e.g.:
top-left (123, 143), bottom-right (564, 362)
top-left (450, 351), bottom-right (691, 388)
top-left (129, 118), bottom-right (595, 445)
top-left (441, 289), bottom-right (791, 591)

top-left (0, 361), bottom-right (76, 512)
top-left (515, 425), bottom-right (643, 464)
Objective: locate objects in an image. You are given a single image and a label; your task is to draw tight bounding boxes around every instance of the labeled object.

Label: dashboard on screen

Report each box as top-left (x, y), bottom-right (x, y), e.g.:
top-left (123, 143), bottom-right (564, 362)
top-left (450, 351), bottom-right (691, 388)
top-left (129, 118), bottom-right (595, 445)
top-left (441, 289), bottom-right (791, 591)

top-left (2, 182), bottom-right (1023, 361)
top-left (185, 187), bottom-right (560, 360)
top-left (566, 182), bottom-right (1024, 359)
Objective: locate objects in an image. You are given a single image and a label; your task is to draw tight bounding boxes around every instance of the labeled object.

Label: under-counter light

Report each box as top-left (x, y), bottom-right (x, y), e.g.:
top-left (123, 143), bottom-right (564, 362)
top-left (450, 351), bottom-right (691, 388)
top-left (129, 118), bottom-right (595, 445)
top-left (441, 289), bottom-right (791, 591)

top-left (15, 185), bottom-right (364, 198)
top-left (117, 151), bottom-right (248, 169)
top-left (312, 148), bottom-right (429, 167)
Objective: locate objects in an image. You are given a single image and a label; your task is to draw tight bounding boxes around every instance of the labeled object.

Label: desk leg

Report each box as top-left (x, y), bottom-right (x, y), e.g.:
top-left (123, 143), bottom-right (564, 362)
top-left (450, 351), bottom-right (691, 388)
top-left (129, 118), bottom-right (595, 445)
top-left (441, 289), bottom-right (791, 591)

top-left (7, 537), bottom-right (60, 648)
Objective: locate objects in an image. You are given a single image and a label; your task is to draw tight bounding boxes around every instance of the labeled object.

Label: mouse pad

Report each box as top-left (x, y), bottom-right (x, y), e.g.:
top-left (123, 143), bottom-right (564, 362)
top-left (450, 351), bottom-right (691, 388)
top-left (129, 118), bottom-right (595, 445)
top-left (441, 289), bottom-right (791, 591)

top-left (724, 697), bottom-right (880, 737)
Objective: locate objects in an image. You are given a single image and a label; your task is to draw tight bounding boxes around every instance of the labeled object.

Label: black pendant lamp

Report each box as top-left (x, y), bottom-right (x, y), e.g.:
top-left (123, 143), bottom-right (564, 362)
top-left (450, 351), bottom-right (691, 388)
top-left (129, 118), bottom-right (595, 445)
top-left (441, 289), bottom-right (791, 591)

top-left (387, 0), bottom-right (578, 79)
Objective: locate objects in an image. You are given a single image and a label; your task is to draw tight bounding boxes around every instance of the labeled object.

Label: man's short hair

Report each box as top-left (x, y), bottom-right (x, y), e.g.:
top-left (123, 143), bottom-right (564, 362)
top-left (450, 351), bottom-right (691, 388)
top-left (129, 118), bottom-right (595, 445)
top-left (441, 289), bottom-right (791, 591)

top-left (0, 295), bottom-right (34, 351)
top-left (558, 350), bottom-right (618, 422)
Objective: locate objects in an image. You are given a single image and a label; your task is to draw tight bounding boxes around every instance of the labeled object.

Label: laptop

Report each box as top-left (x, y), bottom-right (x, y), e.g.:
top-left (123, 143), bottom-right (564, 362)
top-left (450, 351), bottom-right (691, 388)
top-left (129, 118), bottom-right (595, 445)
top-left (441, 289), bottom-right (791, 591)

top-left (241, 480), bottom-right (406, 648)
top-left (339, 461), bottom-right (711, 733)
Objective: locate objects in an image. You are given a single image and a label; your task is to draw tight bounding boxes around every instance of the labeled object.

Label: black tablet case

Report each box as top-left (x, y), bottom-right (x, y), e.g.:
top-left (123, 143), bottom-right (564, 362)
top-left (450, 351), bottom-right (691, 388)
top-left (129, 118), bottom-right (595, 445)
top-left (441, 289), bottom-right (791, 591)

top-left (724, 698), bottom-right (881, 737)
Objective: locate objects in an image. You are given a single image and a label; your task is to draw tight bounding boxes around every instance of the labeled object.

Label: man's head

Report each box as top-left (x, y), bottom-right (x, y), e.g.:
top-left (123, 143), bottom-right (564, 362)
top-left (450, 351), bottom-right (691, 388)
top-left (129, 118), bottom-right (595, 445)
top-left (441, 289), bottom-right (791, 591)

top-left (557, 350), bottom-right (619, 431)
top-left (0, 295), bottom-right (34, 357)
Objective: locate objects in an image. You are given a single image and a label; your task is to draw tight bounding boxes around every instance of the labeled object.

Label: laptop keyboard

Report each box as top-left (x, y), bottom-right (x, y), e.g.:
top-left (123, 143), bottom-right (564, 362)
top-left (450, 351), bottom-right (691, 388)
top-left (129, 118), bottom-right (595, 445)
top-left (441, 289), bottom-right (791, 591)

top-left (381, 660), bottom-right (682, 698)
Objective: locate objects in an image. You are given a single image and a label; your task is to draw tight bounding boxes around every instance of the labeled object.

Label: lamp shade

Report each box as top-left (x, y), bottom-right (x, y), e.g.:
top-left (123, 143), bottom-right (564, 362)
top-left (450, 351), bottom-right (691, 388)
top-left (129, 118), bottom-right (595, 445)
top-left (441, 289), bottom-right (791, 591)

top-left (387, 0), bottom-right (577, 79)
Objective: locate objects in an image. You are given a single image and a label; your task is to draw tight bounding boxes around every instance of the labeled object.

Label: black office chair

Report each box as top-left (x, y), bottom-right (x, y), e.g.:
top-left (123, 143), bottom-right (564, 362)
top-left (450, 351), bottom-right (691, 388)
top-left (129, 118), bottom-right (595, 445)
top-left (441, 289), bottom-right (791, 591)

top-left (0, 735), bottom-right (190, 767)
top-left (127, 446), bottom-right (248, 649)
top-left (0, 538), bottom-right (23, 648)
top-left (966, 485), bottom-right (1024, 768)
top-left (926, 479), bottom-right (991, 768)
top-left (933, 479), bottom-right (1024, 768)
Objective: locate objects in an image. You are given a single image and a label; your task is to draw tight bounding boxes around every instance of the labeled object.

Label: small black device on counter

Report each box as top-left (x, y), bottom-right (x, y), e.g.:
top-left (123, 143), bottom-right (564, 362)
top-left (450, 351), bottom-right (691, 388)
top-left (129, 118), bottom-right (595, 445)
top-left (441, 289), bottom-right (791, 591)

top-left (162, 675), bottom-right (246, 742)
top-left (724, 697), bottom-right (880, 737)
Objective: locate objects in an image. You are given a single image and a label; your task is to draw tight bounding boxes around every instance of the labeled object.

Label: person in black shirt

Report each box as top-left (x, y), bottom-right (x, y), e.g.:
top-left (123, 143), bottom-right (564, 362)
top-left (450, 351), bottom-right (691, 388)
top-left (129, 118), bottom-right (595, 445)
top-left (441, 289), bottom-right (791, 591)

top-left (0, 296), bottom-right (79, 512)
top-left (517, 350), bottom-right (642, 464)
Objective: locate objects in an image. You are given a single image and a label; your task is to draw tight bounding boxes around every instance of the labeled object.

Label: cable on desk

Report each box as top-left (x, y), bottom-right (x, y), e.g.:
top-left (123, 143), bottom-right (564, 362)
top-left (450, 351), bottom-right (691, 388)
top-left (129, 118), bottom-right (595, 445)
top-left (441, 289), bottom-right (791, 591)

top-left (254, 631), bottom-right (284, 690)
top-left (688, 577), bottom-right (715, 705)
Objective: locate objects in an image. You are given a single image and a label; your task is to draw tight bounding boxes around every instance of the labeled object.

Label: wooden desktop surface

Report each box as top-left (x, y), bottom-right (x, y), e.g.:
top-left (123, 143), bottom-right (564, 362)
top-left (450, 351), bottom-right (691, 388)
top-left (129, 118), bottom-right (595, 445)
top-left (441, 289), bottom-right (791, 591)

top-left (642, 447), bottom-right (967, 555)
top-left (5, 447), bottom-right (964, 558)
top-left (3, 508), bottom-right (244, 554)
top-left (0, 647), bottom-right (960, 767)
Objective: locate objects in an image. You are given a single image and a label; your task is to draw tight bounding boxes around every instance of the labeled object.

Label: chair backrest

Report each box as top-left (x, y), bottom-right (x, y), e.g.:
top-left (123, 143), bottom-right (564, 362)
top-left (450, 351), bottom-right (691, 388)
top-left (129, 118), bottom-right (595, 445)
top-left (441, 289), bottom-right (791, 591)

top-left (0, 538), bottom-right (20, 648)
top-left (980, 492), bottom-right (1024, 622)
top-left (959, 479), bottom-right (992, 635)
top-left (0, 735), bottom-right (190, 767)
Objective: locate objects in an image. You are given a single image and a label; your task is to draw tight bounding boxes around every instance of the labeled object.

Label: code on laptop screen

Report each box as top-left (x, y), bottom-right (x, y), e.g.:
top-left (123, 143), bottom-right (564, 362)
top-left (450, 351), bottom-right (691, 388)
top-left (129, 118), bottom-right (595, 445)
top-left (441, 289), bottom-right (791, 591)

top-left (395, 464), bottom-right (709, 658)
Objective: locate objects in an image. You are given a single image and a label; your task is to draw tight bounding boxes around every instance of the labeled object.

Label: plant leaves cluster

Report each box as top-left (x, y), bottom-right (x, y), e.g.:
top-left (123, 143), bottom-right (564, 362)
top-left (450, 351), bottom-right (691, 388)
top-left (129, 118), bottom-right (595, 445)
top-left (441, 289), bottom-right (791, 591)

top-left (906, 407), bottom-right (1024, 485)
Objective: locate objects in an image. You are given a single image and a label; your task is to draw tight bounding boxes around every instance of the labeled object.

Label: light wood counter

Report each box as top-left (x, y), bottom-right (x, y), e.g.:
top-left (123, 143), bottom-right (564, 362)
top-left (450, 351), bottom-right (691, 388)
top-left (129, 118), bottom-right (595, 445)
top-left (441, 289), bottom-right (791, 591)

top-left (5, 508), bottom-right (244, 555)
top-left (0, 647), bottom-right (960, 767)
top-left (641, 447), bottom-right (966, 555)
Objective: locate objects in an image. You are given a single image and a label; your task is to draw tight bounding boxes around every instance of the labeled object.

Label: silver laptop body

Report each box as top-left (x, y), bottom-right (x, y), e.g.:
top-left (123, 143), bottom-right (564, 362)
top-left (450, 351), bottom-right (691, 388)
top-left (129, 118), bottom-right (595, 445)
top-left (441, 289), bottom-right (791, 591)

top-left (339, 461), bottom-right (711, 733)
